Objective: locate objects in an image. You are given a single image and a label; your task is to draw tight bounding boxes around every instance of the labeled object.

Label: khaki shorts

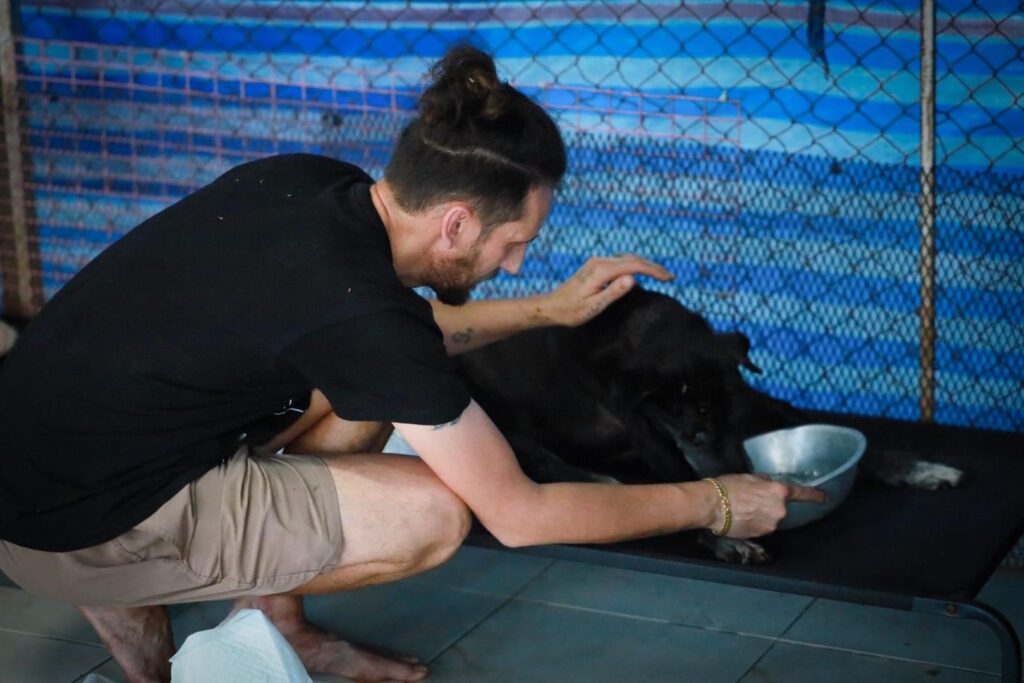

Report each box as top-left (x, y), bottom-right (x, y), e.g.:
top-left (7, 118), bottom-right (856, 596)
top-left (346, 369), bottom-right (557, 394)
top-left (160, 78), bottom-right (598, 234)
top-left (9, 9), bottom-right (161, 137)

top-left (0, 449), bottom-right (343, 606)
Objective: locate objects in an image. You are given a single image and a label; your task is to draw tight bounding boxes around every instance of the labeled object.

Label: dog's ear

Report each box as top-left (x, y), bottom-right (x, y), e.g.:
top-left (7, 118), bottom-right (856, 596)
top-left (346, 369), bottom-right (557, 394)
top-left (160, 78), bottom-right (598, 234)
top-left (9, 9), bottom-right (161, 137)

top-left (609, 378), bottom-right (653, 409)
top-left (717, 332), bottom-right (762, 374)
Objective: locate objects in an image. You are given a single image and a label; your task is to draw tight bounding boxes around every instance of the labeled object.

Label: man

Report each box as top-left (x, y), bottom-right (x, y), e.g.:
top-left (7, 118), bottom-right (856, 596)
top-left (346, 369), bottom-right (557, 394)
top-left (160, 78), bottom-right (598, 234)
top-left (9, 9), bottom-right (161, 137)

top-left (0, 320), bottom-right (15, 357)
top-left (0, 46), bottom-right (824, 682)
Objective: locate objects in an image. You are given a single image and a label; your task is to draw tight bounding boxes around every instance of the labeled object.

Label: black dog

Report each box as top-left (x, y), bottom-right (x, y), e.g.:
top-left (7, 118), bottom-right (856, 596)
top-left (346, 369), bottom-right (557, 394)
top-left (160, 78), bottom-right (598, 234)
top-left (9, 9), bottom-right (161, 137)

top-left (454, 287), bottom-right (964, 564)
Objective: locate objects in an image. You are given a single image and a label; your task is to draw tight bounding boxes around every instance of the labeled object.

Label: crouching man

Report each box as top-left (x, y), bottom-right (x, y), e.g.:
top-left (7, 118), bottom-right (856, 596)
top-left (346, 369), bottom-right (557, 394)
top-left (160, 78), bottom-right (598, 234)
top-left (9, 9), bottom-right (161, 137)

top-left (0, 46), bottom-right (824, 682)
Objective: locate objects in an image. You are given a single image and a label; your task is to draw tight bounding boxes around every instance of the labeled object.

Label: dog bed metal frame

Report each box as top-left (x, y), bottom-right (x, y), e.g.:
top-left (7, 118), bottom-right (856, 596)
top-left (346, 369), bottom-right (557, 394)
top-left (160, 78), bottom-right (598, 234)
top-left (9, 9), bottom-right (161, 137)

top-left (466, 414), bottom-right (1024, 681)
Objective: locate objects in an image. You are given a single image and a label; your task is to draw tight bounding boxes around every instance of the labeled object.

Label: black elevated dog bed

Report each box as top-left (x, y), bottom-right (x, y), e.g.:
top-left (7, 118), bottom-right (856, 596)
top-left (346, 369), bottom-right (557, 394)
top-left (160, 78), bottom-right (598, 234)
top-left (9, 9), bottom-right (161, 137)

top-left (466, 414), bottom-right (1024, 681)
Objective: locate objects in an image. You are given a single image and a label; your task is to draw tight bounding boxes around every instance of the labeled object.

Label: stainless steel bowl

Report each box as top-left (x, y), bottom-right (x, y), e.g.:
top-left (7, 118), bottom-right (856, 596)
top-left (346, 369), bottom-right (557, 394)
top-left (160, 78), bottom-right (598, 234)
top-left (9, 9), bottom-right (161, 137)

top-left (743, 424), bottom-right (867, 530)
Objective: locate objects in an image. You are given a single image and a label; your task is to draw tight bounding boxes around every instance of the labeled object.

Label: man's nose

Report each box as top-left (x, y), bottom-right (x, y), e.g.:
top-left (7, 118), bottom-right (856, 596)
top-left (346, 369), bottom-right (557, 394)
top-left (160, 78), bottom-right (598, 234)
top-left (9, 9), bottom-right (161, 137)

top-left (501, 244), bottom-right (527, 275)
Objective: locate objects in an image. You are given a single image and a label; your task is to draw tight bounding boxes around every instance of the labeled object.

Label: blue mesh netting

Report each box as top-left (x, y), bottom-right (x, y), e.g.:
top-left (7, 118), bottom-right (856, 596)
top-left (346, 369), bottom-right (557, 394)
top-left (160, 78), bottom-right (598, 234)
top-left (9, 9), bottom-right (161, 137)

top-left (2, 2), bottom-right (1020, 438)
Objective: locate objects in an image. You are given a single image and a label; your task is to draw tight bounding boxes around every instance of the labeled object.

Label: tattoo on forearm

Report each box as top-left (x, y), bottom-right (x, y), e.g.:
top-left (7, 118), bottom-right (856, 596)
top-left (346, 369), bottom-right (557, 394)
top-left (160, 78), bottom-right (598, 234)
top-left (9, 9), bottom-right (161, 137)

top-left (452, 327), bottom-right (474, 345)
top-left (432, 415), bottom-right (462, 430)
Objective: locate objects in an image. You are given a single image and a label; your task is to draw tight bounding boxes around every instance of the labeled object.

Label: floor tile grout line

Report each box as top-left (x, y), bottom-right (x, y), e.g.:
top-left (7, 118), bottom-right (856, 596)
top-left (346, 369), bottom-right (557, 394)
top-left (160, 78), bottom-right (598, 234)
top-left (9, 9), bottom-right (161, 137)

top-left (411, 578), bottom-right (1001, 683)
top-left (503, 593), bottom-right (810, 642)
top-left (766, 597), bottom-right (998, 676)
top-left (0, 625), bottom-right (105, 649)
top-left (425, 557), bottom-right (559, 666)
top-left (421, 591), bottom-right (532, 666)
top-left (403, 554), bottom-right (558, 597)
top-left (507, 595), bottom-right (790, 644)
top-left (732, 636), bottom-right (779, 683)
top-left (403, 578), bottom-right (541, 601)
top-left (510, 597), bottom-right (675, 625)
top-left (405, 553), bottom-right (562, 597)
top-left (766, 636), bottom-right (1001, 676)
top-left (513, 557), bottom-right (561, 594)
top-left (777, 596), bottom-right (817, 639)
top-left (733, 598), bottom-right (817, 682)
top-left (455, 587), bottom-right (1004, 677)
top-left (70, 656), bottom-right (115, 683)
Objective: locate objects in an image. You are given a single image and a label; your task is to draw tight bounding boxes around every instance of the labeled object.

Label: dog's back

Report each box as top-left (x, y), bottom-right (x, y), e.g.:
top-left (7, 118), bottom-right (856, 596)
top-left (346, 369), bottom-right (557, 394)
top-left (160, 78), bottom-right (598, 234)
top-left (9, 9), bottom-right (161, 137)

top-left (455, 287), bottom-right (801, 483)
top-left (455, 322), bottom-right (643, 476)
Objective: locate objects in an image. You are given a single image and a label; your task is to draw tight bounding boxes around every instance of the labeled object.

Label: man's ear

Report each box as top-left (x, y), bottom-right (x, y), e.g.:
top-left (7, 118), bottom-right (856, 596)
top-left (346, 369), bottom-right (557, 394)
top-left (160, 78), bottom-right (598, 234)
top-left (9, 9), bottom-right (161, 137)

top-left (439, 202), bottom-right (478, 250)
top-left (717, 332), bottom-right (762, 374)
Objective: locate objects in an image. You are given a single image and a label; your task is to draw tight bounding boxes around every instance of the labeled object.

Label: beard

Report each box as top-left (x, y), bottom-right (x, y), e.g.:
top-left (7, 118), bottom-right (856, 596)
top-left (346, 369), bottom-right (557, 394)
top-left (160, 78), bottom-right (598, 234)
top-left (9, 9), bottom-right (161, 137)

top-left (424, 244), bottom-right (484, 306)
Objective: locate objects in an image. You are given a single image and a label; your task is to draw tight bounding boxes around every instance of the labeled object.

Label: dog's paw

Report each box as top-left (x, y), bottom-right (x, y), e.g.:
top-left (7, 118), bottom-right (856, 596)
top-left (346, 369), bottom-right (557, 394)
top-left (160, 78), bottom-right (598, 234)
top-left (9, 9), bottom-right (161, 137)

top-left (713, 538), bottom-right (771, 565)
top-left (904, 461), bottom-right (965, 490)
top-left (863, 453), bottom-right (966, 490)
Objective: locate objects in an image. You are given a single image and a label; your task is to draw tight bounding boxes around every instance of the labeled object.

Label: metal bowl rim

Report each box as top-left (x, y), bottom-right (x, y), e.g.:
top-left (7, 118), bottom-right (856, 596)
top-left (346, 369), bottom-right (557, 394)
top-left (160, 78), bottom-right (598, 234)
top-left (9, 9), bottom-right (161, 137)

top-left (743, 424), bottom-right (868, 487)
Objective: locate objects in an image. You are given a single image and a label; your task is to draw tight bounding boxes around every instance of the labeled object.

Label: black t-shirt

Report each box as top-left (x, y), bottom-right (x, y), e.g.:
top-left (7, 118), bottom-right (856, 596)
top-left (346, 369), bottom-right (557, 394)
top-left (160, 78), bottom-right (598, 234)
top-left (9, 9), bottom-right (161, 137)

top-left (0, 154), bottom-right (471, 552)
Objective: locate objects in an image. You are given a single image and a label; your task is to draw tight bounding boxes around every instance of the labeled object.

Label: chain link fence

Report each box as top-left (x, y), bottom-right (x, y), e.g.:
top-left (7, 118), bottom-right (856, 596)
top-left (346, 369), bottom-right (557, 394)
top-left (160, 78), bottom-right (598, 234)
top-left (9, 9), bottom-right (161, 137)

top-left (1, 1), bottom-right (1021, 438)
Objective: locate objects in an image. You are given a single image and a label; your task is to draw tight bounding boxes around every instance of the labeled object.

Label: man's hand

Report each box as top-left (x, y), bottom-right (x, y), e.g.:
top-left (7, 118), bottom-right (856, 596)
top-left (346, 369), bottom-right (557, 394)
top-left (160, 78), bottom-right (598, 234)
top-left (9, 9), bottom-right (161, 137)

top-left (704, 474), bottom-right (829, 539)
top-left (544, 254), bottom-right (673, 327)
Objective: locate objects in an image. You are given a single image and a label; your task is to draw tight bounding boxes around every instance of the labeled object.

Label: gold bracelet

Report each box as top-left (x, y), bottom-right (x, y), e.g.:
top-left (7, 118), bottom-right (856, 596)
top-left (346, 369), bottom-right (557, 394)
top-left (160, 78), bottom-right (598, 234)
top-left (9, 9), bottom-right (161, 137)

top-left (702, 477), bottom-right (732, 537)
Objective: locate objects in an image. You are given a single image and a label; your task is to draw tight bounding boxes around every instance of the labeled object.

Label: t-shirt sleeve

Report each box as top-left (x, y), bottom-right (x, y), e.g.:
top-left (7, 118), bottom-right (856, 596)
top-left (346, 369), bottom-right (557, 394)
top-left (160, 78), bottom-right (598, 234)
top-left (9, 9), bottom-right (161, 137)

top-left (278, 308), bottom-right (471, 425)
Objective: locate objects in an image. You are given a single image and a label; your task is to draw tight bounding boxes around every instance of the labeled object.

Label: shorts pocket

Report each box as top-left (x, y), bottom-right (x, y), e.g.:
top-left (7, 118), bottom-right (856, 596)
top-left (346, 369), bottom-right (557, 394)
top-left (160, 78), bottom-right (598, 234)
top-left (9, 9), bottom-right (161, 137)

top-left (118, 482), bottom-right (197, 567)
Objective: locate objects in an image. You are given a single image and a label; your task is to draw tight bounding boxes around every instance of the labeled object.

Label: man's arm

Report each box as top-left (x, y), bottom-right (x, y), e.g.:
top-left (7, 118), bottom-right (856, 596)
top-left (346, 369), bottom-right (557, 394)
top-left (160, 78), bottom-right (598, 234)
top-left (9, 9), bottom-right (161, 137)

top-left (430, 254), bottom-right (673, 354)
top-left (429, 296), bottom-right (553, 355)
top-left (395, 401), bottom-right (827, 547)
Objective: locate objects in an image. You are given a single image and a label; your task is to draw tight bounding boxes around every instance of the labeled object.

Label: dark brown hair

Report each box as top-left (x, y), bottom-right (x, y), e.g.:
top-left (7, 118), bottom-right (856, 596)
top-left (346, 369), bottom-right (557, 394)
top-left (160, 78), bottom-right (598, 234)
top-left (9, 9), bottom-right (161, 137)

top-left (384, 45), bottom-right (567, 231)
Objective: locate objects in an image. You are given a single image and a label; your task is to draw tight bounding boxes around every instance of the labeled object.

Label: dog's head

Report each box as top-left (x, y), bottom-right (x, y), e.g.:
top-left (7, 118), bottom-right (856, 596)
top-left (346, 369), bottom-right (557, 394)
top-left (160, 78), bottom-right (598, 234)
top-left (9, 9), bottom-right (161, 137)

top-left (583, 288), bottom-right (761, 479)
top-left (636, 331), bottom-right (761, 478)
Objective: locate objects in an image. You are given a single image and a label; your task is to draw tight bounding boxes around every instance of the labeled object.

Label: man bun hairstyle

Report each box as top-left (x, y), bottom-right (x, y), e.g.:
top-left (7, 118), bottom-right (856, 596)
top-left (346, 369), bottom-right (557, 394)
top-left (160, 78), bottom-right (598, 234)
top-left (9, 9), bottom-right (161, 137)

top-left (385, 45), bottom-right (567, 232)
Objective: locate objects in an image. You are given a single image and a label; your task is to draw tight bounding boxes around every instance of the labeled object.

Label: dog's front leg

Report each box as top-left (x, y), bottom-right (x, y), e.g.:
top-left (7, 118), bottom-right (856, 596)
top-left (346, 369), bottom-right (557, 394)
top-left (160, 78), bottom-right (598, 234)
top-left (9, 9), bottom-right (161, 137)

top-left (860, 449), bottom-right (965, 490)
top-left (696, 531), bottom-right (771, 565)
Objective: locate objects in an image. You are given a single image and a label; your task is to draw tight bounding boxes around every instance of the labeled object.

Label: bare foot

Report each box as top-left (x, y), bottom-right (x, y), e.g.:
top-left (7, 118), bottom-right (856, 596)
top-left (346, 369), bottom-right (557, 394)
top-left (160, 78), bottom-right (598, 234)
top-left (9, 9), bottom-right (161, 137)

top-left (79, 605), bottom-right (174, 683)
top-left (235, 594), bottom-right (428, 682)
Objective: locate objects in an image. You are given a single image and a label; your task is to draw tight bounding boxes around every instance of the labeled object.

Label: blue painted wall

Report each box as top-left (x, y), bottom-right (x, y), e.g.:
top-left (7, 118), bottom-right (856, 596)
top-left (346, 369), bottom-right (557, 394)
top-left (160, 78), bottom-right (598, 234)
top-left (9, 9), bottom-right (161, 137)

top-left (9, 1), bottom-right (1023, 429)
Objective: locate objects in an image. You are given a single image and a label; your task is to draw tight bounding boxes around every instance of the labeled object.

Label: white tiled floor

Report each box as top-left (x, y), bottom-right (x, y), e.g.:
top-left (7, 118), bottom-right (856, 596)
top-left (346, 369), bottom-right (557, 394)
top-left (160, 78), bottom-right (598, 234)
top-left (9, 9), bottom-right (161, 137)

top-left (1, 546), bottom-right (1021, 682)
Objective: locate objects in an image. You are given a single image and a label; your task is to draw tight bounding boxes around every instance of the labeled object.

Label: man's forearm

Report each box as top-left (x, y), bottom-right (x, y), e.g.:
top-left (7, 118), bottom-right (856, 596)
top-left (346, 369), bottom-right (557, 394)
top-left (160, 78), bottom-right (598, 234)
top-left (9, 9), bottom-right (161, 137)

top-left (429, 296), bottom-right (555, 355)
top-left (488, 480), bottom-right (719, 548)
top-left (429, 255), bottom-right (675, 355)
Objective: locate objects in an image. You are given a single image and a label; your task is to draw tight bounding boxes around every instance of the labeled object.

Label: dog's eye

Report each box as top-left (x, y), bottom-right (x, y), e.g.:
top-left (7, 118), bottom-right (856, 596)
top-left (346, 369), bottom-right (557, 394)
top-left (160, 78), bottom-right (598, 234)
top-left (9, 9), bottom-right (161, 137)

top-left (698, 402), bottom-right (710, 415)
top-left (680, 383), bottom-right (688, 395)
